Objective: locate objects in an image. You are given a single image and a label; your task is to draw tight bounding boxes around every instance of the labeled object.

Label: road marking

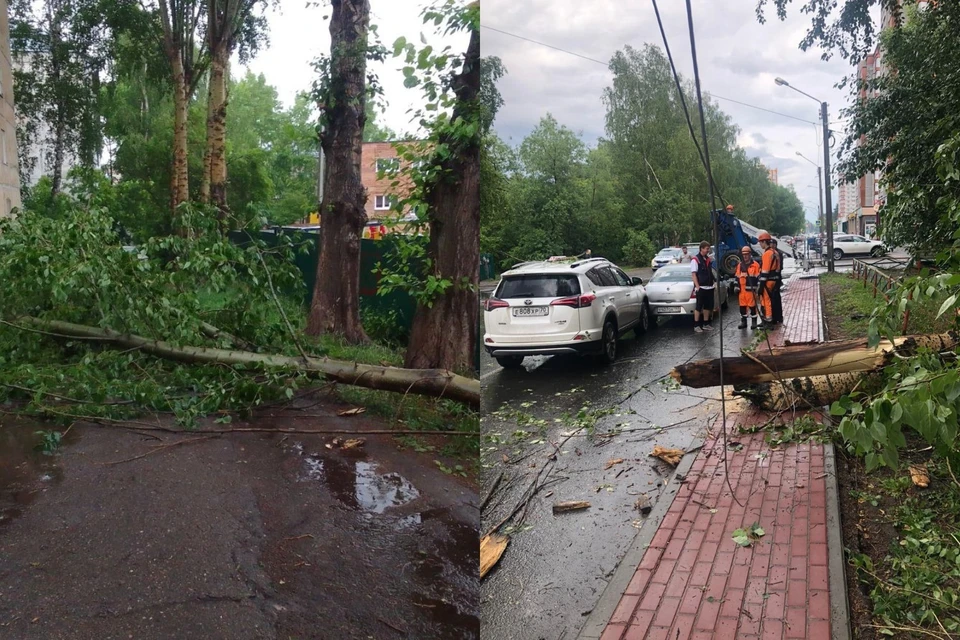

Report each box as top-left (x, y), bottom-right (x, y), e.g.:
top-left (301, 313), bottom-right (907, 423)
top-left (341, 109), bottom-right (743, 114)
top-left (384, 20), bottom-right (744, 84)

top-left (480, 368), bottom-right (501, 381)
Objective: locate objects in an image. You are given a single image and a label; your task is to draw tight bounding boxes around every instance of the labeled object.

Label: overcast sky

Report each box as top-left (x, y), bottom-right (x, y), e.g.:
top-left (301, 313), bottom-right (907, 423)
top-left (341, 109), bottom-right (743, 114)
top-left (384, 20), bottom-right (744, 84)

top-left (481, 0), bottom-right (876, 225)
top-left (236, 1), bottom-right (468, 138)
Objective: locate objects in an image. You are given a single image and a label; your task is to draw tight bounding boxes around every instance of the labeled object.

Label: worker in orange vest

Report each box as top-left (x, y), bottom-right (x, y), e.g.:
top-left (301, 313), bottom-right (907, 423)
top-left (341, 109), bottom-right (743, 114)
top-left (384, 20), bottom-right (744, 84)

top-left (757, 231), bottom-right (781, 326)
top-left (734, 245), bottom-right (761, 329)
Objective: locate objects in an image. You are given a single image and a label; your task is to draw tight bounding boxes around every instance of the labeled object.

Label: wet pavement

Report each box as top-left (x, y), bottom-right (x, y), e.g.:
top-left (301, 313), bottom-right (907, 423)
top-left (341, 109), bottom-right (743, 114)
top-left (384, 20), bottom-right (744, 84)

top-left (480, 308), bottom-right (758, 640)
top-left (0, 403), bottom-right (479, 639)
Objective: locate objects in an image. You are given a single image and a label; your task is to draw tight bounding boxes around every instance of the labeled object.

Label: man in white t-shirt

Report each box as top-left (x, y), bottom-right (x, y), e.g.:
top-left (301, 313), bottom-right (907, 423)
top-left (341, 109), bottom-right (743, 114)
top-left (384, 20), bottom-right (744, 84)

top-left (679, 246), bottom-right (692, 263)
top-left (690, 241), bottom-right (715, 333)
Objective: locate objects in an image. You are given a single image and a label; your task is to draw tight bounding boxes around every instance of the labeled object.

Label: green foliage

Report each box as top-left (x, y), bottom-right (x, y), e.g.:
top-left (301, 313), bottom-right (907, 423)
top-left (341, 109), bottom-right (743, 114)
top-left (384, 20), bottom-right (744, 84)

top-left (622, 230), bottom-right (656, 267)
top-left (756, 0), bottom-right (899, 64)
top-left (371, 0), bottom-right (480, 306)
top-left (34, 430), bottom-right (63, 455)
top-left (848, 459), bottom-right (960, 636)
top-left (837, 1), bottom-right (960, 255)
top-left (0, 204), bottom-right (310, 426)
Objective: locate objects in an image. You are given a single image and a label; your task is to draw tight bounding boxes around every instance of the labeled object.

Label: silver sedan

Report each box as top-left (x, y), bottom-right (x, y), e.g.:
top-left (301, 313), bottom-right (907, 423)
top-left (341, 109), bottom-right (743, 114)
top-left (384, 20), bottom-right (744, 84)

top-left (645, 264), bottom-right (729, 316)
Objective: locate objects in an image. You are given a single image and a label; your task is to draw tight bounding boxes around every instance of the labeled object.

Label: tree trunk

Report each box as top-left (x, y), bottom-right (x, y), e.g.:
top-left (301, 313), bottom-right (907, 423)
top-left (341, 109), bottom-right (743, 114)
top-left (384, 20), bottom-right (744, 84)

top-left (18, 317), bottom-right (480, 408)
top-left (671, 332), bottom-right (959, 389)
top-left (733, 373), bottom-right (875, 412)
top-left (51, 107), bottom-right (65, 197)
top-left (403, 28), bottom-right (480, 373)
top-left (208, 50), bottom-right (229, 220)
top-left (200, 72), bottom-right (213, 204)
top-left (305, 0), bottom-right (370, 344)
top-left (171, 55), bottom-right (190, 219)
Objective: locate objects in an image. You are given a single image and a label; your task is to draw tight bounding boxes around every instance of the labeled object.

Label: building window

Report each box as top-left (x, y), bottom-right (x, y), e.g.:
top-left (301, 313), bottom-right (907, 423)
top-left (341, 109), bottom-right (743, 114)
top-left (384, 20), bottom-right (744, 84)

top-left (375, 157), bottom-right (400, 175)
top-left (374, 195), bottom-right (396, 210)
top-left (1, 130), bottom-right (7, 165)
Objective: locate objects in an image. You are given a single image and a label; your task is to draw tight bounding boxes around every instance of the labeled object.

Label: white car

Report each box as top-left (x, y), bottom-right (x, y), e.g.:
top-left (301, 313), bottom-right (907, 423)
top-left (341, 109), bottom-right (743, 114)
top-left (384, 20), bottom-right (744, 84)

top-left (483, 257), bottom-right (653, 368)
top-left (822, 234), bottom-right (885, 260)
top-left (645, 264), bottom-right (728, 316)
top-left (651, 247), bottom-right (683, 270)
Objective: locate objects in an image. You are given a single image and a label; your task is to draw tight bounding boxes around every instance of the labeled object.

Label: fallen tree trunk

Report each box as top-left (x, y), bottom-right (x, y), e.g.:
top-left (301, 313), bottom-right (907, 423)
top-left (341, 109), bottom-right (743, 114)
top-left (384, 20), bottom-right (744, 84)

top-left (17, 317), bottom-right (480, 408)
top-left (672, 332), bottom-right (958, 389)
top-left (733, 373), bottom-right (877, 412)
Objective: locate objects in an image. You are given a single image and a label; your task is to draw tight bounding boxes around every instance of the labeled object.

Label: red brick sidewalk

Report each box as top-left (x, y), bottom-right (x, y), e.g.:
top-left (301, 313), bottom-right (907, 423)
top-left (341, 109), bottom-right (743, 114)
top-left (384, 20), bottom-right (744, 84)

top-left (597, 277), bottom-right (838, 640)
top-left (776, 276), bottom-right (823, 347)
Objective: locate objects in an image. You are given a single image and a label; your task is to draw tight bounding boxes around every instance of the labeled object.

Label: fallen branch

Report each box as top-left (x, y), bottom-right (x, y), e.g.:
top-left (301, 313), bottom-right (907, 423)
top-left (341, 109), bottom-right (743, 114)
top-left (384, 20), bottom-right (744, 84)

top-left (100, 435), bottom-right (217, 466)
top-left (15, 317), bottom-right (480, 407)
top-left (733, 372), bottom-right (874, 412)
top-left (671, 332), bottom-right (959, 389)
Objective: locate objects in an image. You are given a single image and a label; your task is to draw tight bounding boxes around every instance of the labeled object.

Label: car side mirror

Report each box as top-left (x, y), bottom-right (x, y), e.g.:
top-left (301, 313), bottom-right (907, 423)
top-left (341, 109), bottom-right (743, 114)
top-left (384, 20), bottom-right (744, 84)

top-left (632, 277), bottom-right (643, 286)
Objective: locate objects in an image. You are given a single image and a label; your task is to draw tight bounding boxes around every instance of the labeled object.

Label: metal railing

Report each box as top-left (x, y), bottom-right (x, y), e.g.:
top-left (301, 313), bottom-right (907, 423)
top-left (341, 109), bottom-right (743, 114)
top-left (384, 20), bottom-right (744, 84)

top-left (850, 256), bottom-right (913, 333)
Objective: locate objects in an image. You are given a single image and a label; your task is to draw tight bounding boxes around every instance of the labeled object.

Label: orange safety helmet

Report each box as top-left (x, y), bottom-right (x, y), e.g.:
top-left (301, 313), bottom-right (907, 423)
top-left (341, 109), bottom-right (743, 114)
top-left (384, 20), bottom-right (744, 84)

top-left (757, 232), bottom-right (772, 241)
top-left (741, 245), bottom-right (752, 254)
top-left (725, 204), bottom-right (734, 211)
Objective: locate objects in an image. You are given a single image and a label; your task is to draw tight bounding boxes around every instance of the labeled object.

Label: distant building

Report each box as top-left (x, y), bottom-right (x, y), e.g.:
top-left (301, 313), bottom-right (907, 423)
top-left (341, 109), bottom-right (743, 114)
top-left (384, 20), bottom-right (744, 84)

top-left (10, 50), bottom-right (78, 188)
top-left (767, 168), bottom-right (778, 185)
top-left (0, 0), bottom-right (21, 215)
top-left (837, 181), bottom-right (858, 221)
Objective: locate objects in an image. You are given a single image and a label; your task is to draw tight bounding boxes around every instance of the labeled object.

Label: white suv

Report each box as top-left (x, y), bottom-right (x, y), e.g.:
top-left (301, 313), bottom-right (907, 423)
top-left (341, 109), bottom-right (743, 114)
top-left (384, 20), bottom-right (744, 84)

top-left (482, 257), bottom-right (653, 369)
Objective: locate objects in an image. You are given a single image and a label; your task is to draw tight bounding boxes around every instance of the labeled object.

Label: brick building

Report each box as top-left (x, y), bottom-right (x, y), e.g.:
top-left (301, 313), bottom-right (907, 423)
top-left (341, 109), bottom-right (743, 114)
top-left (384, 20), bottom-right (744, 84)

top-left (0, 0), bottom-right (21, 216)
top-left (766, 168), bottom-right (778, 185)
top-left (298, 140), bottom-right (421, 237)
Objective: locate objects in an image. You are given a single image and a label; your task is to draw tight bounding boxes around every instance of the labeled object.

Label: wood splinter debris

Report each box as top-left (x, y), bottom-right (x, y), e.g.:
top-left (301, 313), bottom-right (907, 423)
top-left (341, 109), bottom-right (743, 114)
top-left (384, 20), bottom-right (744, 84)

top-left (650, 445), bottom-right (685, 467)
top-left (909, 464), bottom-right (930, 488)
top-left (552, 500), bottom-right (591, 514)
top-left (634, 495), bottom-right (652, 515)
top-left (604, 458), bottom-right (625, 470)
top-left (480, 533), bottom-right (509, 579)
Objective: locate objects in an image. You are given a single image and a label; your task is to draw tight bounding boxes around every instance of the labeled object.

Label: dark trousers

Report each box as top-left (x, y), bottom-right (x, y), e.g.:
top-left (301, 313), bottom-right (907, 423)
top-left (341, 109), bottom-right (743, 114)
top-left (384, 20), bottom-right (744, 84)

top-left (771, 281), bottom-right (783, 323)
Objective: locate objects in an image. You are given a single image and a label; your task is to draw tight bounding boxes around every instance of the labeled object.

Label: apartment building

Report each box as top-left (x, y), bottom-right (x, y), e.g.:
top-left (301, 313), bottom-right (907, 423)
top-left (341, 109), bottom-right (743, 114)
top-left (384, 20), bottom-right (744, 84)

top-left (0, 0), bottom-right (21, 216)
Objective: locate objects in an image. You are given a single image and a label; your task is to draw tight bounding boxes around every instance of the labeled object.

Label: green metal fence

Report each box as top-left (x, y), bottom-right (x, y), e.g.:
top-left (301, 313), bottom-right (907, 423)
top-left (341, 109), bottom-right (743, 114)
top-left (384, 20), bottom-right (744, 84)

top-left (231, 228), bottom-right (480, 374)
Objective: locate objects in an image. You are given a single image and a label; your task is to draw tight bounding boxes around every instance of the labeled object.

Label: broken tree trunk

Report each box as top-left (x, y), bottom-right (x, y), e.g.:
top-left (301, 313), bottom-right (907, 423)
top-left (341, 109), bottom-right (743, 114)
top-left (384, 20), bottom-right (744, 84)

top-left (17, 317), bottom-right (479, 408)
top-left (671, 332), bottom-right (959, 389)
top-left (733, 372), bottom-right (876, 412)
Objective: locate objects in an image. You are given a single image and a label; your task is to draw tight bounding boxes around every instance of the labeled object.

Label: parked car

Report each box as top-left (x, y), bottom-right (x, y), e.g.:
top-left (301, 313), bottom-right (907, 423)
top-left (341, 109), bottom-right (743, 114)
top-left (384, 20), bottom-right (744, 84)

top-left (645, 264), bottom-right (728, 317)
top-left (483, 257), bottom-right (653, 368)
top-left (821, 234), bottom-right (886, 260)
top-left (651, 247), bottom-right (683, 270)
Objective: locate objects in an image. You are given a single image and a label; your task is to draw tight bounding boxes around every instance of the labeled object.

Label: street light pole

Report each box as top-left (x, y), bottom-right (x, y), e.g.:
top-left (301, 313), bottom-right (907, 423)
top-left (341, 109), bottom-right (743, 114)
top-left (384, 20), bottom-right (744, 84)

top-left (776, 77), bottom-right (835, 272)
top-left (821, 102), bottom-right (835, 273)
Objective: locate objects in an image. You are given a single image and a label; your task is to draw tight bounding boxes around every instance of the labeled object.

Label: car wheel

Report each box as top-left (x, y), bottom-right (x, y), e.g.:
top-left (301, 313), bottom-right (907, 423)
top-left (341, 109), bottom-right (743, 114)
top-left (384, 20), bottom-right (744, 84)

top-left (871, 246), bottom-right (885, 257)
top-left (495, 355), bottom-right (524, 370)
top-left (636, 304), bottom-right (650, 335)
top-left (833, 248), bottom-right (844, 261)
top-left (597, 319), bottom-right (617, 365)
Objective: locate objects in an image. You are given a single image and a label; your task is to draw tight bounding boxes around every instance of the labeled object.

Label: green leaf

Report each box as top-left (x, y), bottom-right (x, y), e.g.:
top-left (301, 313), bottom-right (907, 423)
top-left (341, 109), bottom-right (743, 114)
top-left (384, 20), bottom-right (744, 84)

top-left (732, 529), bottom-right (751, 547)
top-left (937, 293), bottom-right (957, 318)
top-left (829, 400), bottom-right (847, 416)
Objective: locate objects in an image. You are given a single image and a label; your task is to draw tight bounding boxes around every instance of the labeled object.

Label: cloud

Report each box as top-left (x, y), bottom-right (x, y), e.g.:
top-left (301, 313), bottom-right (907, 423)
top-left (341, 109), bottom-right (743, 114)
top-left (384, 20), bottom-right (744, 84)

top-left (483, 0), bottom-right (862, 224)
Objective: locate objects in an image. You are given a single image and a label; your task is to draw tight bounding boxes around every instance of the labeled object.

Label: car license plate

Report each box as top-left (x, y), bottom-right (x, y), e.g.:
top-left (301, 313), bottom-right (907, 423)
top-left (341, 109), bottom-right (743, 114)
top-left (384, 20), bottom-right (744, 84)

top-left (512, 306), bottom-right (548, 317)
top-left (656, 306), bottom-right (681, 314)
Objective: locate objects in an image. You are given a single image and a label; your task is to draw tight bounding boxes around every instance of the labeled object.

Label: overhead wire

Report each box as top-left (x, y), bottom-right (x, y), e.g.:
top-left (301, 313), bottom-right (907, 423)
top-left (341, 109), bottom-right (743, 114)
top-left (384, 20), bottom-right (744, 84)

top-left (480, 24), bottom-right (818, 125)
top-left (658, 0), bottom-right (741, 506)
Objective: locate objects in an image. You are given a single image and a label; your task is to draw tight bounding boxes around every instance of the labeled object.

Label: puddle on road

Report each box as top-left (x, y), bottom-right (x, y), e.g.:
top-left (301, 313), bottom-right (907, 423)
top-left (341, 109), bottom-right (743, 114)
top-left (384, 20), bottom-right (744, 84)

top-left (290, 444), bottom-right (420, 515)
top-left (0, 418), bottom-right (67, 526)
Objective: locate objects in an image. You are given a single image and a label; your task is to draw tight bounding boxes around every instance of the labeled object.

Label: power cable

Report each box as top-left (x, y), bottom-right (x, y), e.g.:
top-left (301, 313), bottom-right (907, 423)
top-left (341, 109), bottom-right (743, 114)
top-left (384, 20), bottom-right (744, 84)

top-left (681, 0), bottom-right (740, 507)
top-left (650, 0), bottom-right (726, 207)
top-left (481, 24), bottom-right (817, 125)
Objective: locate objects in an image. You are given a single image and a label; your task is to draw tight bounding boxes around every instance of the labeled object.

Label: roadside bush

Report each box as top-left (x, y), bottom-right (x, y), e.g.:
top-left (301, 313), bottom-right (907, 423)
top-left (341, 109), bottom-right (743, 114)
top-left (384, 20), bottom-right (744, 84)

top-left (622, 229), bottom-right (656, 267)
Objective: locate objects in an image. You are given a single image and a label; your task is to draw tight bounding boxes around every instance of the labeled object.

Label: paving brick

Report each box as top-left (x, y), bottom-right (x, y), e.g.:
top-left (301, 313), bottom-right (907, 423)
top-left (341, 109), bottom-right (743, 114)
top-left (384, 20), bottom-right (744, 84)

top-left (669, 614), bottom-right (697, 640)
top-left (678, 586), bottom-right (704, 615)
top-left (638, 582), bottom-right (666, 611)
top-left (609, 595), bottom-right (641, 625)
top-left (651, 557), bottom-right (677, 585)
top-left (665, 571), bottom-right (690, 598)
top-left (625, 568), bottom-right (652, 595)
top-left (809, 564), bottom-right (829, 591)
top-left (808, 619), bottom-right (831, 639)
top-left (785, 607), bottom-right (806, 638)
top-left (761, 619), bottom-right (784, 640)
top-left (713, 552), bottom-right (735, 575)
top-left (719, 589), bottom-right (745, 619)
top-left (810, 543), bottom-right (828, 566)
top-left (653, 597), bottom-right (681, 628)
top-left (764, 591), bottom-right (786, 621)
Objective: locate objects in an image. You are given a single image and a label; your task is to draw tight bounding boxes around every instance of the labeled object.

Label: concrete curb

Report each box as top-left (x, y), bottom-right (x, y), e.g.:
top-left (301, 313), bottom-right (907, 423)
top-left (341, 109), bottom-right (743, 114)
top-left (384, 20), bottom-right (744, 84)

top-left (576, 432), bottom-right (704, 640)
top-left (824, 442), bottom-right (852, 640)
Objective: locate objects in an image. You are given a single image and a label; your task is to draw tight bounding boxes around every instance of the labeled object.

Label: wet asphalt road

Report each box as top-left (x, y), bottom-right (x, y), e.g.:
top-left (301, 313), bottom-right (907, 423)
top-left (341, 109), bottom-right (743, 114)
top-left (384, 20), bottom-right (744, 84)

top-left (480, 306), bottom-right (758, 640)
